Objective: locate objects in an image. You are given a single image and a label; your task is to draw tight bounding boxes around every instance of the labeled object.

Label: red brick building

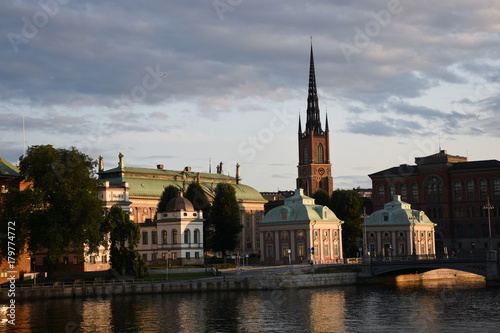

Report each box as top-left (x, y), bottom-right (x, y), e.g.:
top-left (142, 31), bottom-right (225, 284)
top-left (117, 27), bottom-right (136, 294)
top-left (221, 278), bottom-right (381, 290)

top-left (369, 150), bottom-right (500, 256)
top-left (297, 44), bottom-right (333, 196)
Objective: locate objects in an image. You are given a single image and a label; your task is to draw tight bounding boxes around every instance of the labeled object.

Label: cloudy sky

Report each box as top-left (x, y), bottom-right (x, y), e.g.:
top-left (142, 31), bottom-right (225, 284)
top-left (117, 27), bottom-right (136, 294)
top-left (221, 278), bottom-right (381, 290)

top-left (2, 0), bottom-right (500, 192)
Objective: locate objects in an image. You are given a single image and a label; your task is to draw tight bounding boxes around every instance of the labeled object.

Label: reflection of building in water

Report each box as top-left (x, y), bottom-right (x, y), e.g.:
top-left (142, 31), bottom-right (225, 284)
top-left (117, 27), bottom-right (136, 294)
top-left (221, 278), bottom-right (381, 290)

top-left (309, 290), bottom-right (346, 332)
top-left (80, 299), bottom-right (112, 331)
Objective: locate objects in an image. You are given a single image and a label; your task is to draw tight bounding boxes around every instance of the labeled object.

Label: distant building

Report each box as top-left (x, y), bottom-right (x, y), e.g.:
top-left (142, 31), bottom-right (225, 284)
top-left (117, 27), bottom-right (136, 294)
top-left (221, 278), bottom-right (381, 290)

top-left (97, 153), bottom-right (266, 256)
top-left (259, 189), bottom-right (343, 265)
top-left (0, 157), bottom-right (32, 283)
top-left (369, 149), bottom-right (500, 255)
top-left (137, 192), bottom-right (204, 265)
top-left (362, 195), bottom-right (436, 258)
top-left (261, 190), bottom-right (295, 214)
top-left (297, 43), bottom-right (333, 196)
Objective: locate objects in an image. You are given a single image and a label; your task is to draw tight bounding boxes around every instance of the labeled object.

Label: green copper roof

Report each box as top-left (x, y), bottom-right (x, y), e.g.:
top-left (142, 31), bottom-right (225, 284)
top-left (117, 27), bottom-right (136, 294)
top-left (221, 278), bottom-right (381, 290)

top-left (0, 157), bottom-right (20, 178)
top-left (99, 166), bottom-right (266, 202)
top-left (363, 195), bottom-right (435, 226)
top-left (261, 189), bottom-right (342, 224)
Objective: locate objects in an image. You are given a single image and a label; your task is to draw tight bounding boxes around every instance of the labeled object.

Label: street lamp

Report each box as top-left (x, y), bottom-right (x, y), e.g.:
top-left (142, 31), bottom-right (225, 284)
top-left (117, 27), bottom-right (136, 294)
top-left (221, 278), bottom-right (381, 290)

top-left (483, 197), bottom-right (494, 250)
top-left (166, 250), bottom-right (170, 281)
top-left (288, 248), bottom-right (292, 265)
top-left (311, 220), bottom-right (316, 264)
top-left (410, 215), bottom-right (417, 259)
top-left (361, 208), bottom-right (369, 257)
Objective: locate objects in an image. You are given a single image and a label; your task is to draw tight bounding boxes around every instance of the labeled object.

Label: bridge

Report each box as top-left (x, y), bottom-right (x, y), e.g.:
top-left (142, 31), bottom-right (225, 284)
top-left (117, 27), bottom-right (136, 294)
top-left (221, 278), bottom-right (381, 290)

top-left (360, 250), bottom-right (500, 286)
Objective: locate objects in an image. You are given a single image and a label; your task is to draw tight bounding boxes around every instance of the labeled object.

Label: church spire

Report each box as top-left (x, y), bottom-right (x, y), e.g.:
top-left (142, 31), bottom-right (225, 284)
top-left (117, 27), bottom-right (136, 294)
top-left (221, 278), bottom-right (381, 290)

top-left (325, 112), bottom-right (329, 132)
top-left (305, 40), bottom-right (322, 134)
top-left (298, 113), bottom-right (302, 133)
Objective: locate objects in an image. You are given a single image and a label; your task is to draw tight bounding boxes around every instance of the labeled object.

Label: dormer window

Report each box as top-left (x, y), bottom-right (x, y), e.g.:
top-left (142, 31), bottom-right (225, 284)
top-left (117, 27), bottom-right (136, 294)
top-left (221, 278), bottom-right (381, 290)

top-left (281, 212), bottom-right (287, 220)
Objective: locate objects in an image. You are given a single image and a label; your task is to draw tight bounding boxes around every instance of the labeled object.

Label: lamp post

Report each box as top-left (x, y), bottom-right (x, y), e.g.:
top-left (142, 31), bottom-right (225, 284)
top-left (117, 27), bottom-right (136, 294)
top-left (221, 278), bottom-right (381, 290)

top-left (361, 208), bottom-right (369, 257)
top-left (483, 197), bottom-right (494, 250)
top-left (311, 220), bottom-right (316, 265)
top-left (166, 250), bottom-right (170, 281)
top-left (288, 248), bottom-right (292, 265)
top-left (410, 215), bottom-right (417, 259)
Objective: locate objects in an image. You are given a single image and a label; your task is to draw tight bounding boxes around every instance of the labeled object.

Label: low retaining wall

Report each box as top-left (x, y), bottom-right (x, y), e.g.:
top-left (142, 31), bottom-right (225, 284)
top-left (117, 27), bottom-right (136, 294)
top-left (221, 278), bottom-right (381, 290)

top-left (2, 272), bottom-right (358, 300)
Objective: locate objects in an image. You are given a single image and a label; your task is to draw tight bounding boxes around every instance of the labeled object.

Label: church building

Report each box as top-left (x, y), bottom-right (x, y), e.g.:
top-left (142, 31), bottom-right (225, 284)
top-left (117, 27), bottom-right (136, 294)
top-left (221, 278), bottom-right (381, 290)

top-left (297, 43), bottom-right (333, 196)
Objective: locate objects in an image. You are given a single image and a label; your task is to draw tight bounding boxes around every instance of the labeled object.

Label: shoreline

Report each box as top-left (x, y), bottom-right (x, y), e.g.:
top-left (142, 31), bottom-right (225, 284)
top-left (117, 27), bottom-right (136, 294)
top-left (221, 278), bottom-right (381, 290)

top-left (0, 267), bottom-right (485, 301)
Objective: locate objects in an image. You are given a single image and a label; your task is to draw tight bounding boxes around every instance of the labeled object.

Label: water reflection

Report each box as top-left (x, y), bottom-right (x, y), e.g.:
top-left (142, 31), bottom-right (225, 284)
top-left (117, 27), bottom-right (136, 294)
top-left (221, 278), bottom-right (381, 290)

top-left (2, 279), bottom-right (500, 332)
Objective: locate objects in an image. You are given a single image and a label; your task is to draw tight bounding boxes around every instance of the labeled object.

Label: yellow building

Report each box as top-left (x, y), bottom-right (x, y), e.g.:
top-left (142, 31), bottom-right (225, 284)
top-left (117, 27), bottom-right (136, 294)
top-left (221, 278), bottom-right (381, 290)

top-left (97, 153), bottom-right (266, 255)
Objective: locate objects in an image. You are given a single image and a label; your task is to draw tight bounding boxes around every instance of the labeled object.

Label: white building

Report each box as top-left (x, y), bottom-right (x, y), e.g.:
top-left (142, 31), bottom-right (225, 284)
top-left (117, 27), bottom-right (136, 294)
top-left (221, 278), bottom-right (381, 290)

top-left (136, 192), bottom-right (204, 265)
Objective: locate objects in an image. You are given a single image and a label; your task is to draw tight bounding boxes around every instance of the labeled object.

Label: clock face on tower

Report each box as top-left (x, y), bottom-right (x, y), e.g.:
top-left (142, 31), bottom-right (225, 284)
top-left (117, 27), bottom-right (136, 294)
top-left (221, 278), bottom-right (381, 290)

top-left (318, 167), bottom-right (325, 175)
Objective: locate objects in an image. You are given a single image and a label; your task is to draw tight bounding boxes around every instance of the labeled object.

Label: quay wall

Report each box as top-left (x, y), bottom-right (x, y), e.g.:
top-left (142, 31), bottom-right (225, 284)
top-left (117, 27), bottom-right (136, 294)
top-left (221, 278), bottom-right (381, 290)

top-left (2, 269), bottom-right (485, 301)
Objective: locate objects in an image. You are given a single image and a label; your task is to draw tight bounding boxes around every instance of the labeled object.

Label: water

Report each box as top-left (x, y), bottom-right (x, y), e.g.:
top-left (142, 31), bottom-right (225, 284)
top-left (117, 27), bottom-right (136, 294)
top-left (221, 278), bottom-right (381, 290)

top-left (2, 279), bottom-right (500, 332)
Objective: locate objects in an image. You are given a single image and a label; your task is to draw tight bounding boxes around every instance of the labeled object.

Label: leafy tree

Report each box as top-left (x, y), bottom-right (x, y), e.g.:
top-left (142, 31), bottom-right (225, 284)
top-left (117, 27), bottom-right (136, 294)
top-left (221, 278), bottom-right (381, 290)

top-left (0, 145), bottom-right (106, 277)
top-left (312, 189), bottom-right (330, 206)
top-left (105, 205), bottom-right (149, 277)
top-left (208, 183), bottom-right (241, 256)
top-left (156, 185), bottom-right (180, 213)
top-left (329, 189), bottom-right (362, 257)
top-left (185, 182), bottom-right (212, 251)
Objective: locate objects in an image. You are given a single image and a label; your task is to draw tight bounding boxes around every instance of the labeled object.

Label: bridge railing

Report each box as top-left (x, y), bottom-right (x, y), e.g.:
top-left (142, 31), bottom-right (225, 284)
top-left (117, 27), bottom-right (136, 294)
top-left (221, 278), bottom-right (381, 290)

top-left (367, 253), bottom-right (488, 263)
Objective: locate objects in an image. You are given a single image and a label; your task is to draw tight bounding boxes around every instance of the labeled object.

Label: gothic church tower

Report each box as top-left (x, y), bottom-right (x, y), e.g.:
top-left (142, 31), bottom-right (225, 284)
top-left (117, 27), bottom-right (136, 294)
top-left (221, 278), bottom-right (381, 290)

top-left (297, 43), bottom-right (333, 196)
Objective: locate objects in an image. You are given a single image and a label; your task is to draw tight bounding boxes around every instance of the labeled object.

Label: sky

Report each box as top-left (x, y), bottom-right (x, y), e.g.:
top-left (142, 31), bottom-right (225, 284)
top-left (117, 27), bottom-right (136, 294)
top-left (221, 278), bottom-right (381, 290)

top-left (2, 0), bottom-right (500, 192)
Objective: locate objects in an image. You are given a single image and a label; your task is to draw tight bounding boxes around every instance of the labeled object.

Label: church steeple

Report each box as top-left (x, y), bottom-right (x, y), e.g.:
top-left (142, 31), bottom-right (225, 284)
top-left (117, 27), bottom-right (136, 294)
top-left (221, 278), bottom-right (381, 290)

top-left (305, 42), bottom-right (322, 134)
top-left (298, 113), bottom-right (302, 133)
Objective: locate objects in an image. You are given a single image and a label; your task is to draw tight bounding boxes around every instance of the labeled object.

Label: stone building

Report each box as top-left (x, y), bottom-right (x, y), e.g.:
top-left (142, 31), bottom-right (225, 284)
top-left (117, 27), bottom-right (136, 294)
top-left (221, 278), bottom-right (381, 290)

top-left (369, 149), bottom-right (500, 255)
top-left (97, 153), bottom-right (266, 256)
top-left (259, 189), bottom-right (343, 265)
top-left (137, 192), bottom-right (204, 265)
top-left (362, 195), bottom-right (436, 258)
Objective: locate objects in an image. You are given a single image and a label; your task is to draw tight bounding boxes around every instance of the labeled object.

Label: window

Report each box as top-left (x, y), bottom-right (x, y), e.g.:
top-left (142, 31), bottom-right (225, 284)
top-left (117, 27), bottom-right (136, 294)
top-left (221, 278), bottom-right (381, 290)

top-left (400, 184), bottom-right (407, 201)
top-left (453, 180), bottom-right (462, 201)
top-left (152, 231), bottom-right (158, 245)
top-left (63, 257), bottom-right (69, 265)
top-left (266, 244), bottom-right (273, 258)
top-left (152, 253), bottom-right (157, 261)
top-left (90, 256), bottom-right (96, 264)
top-left (246, 237), bottom-right (252, 249)
top-left (317, 143), bottom-right (324, 163)
top-left (195, 252), bottom-right (200, 259)
top-left (389, 184), bottom-right (395, 197)
top-left (73, 256), bottom-right (78, 265)
top-left (479, 179), bottom-right (488, 200)
top-left (142, 254), bottom-right (148, 261)
top-left (162, 230), bottom-right (168, 244)
top-left (186, 252), bottom-right (191, 259)
top-left (172, 229), bottom-right (178, 244)
top-left (425, 176), bottom-right (443, 202)
top-left (323, 244), bottom-right (329, 257)
top-left (142, 231), bottom-right (148, 245)
top-left (411, 183), bottom-right (419, 203)
top-left (466, 179), bottom-right (474, 201)
top-left (493, 178), bottom-right (500, 200)
top-left (102, 255), bottom-right (108, 264)
top-left (184, 229), bottom-right (190, 244)
top-left (194, 229), bottom-right (200, 244)
top-left (377, 185), bottom-right (385, 204)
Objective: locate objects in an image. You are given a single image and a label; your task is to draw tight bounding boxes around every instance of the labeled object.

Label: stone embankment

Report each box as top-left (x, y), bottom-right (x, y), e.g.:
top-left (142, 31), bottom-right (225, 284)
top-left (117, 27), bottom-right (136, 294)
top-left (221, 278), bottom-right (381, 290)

top-left (1, 268), bottom-right (483, 301)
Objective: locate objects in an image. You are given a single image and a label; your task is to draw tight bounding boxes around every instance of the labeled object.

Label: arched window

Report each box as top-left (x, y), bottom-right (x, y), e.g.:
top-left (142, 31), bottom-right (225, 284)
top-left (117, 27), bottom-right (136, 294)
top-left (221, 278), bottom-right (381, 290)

top-left (194, 229), bottom-right (200, 244)
top-left (425, 176), bottom-right (443, 202)
top-left (184, 229), bottom-right (190, 244)
top-left (466, 179), bottom-right (474, 201)
top-left (493, 178), bottom-right (500, 200)
top-left (162, 230), bottom-right (168, 244)
top-left (389, 184), bottom-right (396, 197)
top-left (479, 179), bottom-right (488, 200)
top-left (453, 180), bottom-right (462, 201)
top-left (400, 184), bottom-right (407, 201)
top-left (411, 183), bottom-right (419, 203)
top-left (172, 229), bottom-right (178, 244)
top-left (317, 143), bottom-right (324, 163)
top-left (303, 145), bottom-right (309, 164)
top-left (377, 185), bottom-right (385, 204)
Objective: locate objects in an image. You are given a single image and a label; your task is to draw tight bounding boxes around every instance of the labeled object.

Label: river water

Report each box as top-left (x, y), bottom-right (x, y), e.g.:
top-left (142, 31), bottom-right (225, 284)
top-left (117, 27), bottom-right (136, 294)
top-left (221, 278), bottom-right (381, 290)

top-left (2, 278), bottom-right (500, 332)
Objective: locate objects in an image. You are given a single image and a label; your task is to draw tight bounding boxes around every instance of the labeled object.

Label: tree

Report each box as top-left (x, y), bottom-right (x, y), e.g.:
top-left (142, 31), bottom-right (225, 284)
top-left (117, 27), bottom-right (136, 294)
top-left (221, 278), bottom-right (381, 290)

top-left (312, 189), bottom-right (330, 206)
top-left (0, 145), bottom-right (106, 277)
top-left (329, 189), bottom-right (362, 257)
top-left (105, 205), bottom-right (149, 277)
top-left (185, 182), bottom-right (212, 251)
top-left (156, 185), bottom-right (180, 213)
top-left (208, 183), bottom-right (241, 256)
